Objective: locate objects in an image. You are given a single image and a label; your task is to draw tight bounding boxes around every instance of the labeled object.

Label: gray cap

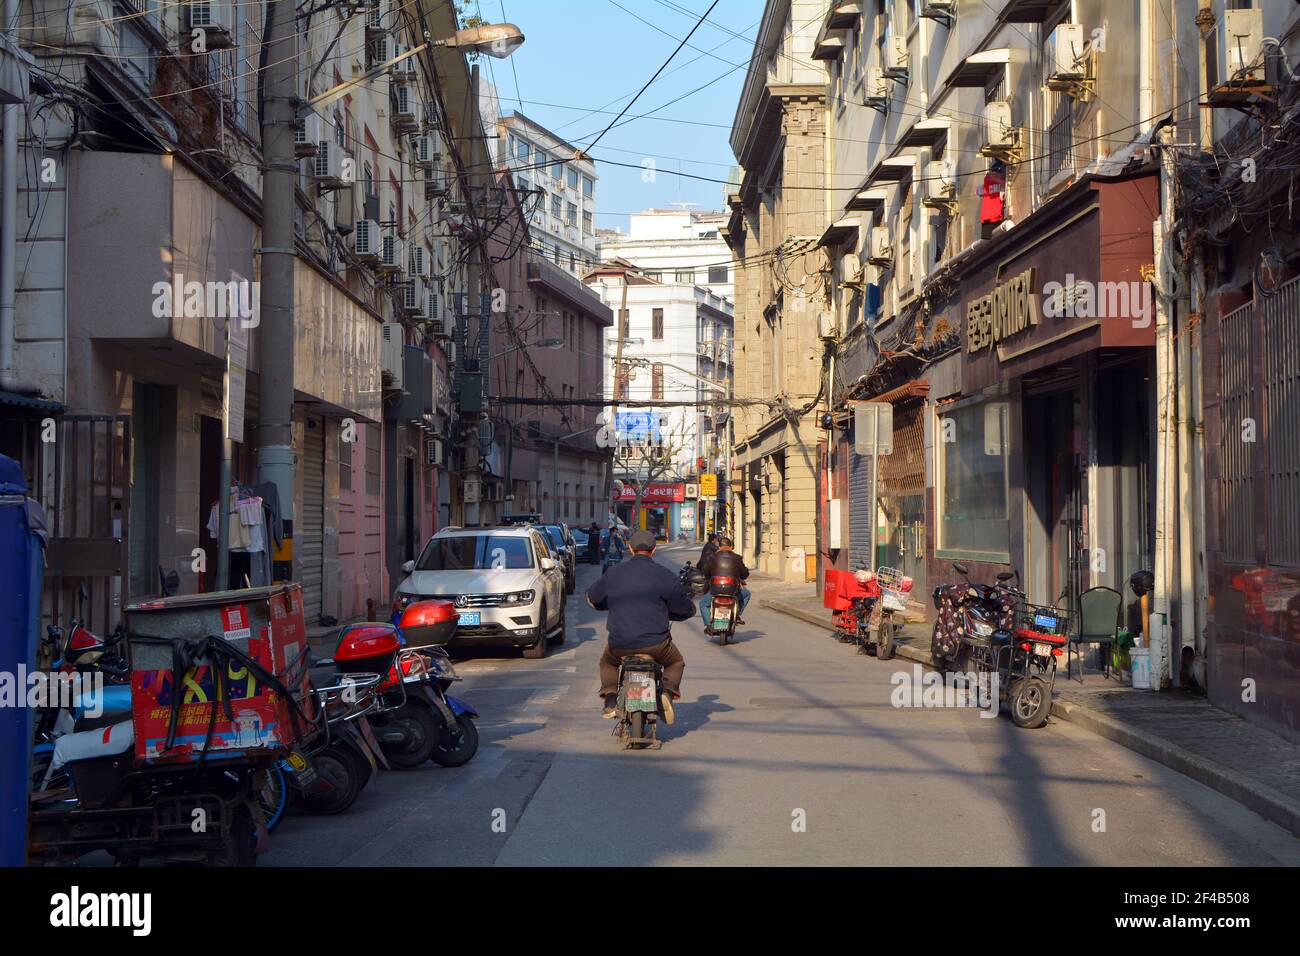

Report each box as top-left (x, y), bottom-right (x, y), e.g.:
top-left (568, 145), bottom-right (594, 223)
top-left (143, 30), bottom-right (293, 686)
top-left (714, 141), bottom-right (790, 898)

top-left (629, 529), bottom-right (658, 552)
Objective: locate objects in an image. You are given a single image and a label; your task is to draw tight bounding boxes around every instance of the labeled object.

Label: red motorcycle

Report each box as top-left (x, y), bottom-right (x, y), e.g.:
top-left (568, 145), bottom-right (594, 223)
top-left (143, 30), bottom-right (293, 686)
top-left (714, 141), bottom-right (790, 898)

top-left (705, 574), bottom-right (741, 645)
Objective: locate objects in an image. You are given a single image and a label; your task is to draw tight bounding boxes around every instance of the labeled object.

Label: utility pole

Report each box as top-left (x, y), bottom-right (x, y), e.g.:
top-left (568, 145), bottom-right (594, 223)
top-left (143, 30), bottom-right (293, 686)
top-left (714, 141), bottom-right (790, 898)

top-left (609, 275), bottom-right (630, 519)
top-left (256, 0), bottom-right (298, 557)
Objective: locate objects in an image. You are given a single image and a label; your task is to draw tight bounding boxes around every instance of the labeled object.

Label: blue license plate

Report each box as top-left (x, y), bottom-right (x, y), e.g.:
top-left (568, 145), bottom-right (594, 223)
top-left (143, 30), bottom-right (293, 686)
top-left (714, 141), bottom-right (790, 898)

top-left (1034, 613), bottom-right (1057, 629)
top-left (458, 611), bottom-right (480, 626)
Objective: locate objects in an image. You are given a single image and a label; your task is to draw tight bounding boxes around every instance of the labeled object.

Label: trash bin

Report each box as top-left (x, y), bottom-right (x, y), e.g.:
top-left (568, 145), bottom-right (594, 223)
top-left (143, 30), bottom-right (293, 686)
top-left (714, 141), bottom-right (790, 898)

top-left (1130, 647), bottom-right (1152, 690)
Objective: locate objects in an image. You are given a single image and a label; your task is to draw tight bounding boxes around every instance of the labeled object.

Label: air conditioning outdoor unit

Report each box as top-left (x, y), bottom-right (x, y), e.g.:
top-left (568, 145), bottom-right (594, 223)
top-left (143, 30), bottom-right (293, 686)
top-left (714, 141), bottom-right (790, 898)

top-left (1045, 22), bottom-right (1086, 85)
top-left (423, 103), bottom-right (440, 130)
top-left (392, 46), bottom-right (417, 81)
top-left (409, 245), bottom-right (429, 278)
top-left (412, 134), bottom-right (436, 168)
top-left (865, 68), bottom-right (890, 109)
top-left (311, 140), bottom-right (347, 189)
top-left (883, 35), bottom-right (909, 79)
top-left (391, 84), bottom-right (418, 131)
top-left (381, 322), bottom-right (404, 389)
top-left (428, 317), bottom-right (449, 339)
top-left (1217, 8), bottom-right (1266, 86)
top-left (353, 218), bottom-right (381, 260)
top-left (923, 159), bottom-right (956, 208)
top-left (867, 225), bottom-right (892, 266)
top-left (187, 0), bottom-right (234, 49)
top-left (982, 100), bottom-right (1018, 153)
top-left (403, 277), bottom-right (428, 317)
top-left (294, 111), bottom-right (324, 158)
top-left (378, 229), bottom-right (403, 272)
top-left (426, 437), bottom-right (444, 467)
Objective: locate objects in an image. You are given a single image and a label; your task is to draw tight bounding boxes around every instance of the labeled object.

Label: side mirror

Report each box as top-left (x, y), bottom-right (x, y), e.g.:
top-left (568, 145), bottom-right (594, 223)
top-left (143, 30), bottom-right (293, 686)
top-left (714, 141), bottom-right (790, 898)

top-left (953, 562), bottom-right (969, 576)
top-left (541, 557), bottom-right (557, 571)
top-left (996, 571), bottom-right (1014, 582)
top-left (402, 560), bottom-right (415, 574)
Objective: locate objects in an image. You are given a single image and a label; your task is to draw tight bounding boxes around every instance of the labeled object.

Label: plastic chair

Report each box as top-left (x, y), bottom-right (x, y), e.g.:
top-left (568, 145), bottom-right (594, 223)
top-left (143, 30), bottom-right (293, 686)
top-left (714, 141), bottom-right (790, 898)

top-left (1069, 586), bottom-right (1123, 682)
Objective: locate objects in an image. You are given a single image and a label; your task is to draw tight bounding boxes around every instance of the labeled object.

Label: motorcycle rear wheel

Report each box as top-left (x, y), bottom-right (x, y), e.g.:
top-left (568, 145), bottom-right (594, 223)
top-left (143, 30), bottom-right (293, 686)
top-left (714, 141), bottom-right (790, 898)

top-left (628, 710), bottom-right (645, 743)
top-left (301, 745), bottom-right (362, 814)
top-left (380, 703), bottom-right (441, 769)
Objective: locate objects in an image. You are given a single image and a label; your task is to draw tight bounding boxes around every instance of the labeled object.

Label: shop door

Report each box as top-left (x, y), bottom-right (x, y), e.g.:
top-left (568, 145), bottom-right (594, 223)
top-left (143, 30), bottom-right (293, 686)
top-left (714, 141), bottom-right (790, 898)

top-left (1027, 390), bottom-right (1082, 608)
top-left (299, 415), bottom-right (326, 624)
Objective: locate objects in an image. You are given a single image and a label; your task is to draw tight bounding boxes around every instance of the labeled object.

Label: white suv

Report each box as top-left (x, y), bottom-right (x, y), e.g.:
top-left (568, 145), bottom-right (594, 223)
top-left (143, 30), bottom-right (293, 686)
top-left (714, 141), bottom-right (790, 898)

top-left (393, 525), bottom-right (567, 658)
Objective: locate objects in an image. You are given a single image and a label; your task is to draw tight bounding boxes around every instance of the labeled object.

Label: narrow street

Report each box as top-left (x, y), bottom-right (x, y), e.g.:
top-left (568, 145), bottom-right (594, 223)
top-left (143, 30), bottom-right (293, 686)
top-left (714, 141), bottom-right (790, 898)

top-left (264, 546), bottom-right (1300, 867)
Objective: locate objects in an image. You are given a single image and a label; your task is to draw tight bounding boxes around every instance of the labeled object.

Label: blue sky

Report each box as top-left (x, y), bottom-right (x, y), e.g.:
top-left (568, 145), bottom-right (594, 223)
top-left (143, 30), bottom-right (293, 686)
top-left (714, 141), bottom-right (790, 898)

top-left (473, 0), bottom-right (755, 231)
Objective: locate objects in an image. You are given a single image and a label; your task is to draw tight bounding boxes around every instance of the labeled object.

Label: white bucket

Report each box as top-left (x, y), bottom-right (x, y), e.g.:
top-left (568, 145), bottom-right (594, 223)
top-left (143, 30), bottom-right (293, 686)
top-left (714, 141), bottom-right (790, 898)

top-left (1130, 647), bottom-right (1152, 689)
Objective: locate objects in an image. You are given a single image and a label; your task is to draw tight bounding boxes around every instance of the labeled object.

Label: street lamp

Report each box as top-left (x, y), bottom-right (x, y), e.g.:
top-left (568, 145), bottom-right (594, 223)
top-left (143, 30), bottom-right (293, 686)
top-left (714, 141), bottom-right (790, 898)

top-left (309, 23), bottom-right (524, 110)
top-left (433, 23), bottom-right (526, 58)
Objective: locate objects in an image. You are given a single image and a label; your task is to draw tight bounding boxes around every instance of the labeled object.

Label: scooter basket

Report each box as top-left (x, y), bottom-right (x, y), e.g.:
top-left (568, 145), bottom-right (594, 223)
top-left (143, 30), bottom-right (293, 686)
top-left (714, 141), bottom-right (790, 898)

top-left (1013, 604), bottom-right (1073, 646)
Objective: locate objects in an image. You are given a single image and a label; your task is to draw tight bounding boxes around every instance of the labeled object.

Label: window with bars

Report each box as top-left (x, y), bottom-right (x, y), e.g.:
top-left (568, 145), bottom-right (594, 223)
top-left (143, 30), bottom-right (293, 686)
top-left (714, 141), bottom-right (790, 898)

top-left (1264, 277), bottom-right (1300, 566)
top-left (652, 364), bottom-right (664, 400)
top-left (652, 308), bottom-right (664, 340)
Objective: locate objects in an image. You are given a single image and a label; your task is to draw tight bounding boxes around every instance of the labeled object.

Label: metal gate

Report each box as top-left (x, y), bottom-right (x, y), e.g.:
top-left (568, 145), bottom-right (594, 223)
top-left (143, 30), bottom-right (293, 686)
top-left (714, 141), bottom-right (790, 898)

top-left (45, 415), bottom-right (130, 637)
top-left (298, 414), bottom-right (326, 624)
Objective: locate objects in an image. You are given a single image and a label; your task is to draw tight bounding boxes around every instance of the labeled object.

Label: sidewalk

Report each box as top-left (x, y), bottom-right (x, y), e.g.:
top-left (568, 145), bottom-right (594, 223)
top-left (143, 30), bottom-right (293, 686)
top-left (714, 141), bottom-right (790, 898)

top-left (756, 571), bottom-right (1300, 838)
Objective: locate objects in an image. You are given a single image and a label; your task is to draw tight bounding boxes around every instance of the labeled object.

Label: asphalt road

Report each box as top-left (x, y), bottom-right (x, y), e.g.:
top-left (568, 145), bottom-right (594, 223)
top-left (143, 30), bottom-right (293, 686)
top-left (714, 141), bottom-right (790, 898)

top-left (263, 545), bottom-right (1300, 866)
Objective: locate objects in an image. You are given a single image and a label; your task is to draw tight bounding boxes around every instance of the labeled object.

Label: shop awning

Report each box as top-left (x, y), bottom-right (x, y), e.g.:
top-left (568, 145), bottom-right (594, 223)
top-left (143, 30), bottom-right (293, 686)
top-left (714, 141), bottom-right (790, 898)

top-left (0, 390), bottom-right (63, 414)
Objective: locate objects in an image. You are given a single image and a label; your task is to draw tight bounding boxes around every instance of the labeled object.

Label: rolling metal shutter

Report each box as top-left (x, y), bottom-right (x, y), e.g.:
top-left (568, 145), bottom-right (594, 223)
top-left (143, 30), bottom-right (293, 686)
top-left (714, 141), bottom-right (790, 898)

top-left (849, 426), bottom-right (872, 571)
top-left (299, 415), bottom-right (326, 623)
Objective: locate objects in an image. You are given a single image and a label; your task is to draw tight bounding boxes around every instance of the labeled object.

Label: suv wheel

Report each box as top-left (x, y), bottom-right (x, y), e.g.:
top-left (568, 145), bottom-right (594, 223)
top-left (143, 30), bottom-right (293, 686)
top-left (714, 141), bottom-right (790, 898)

top-left (522, 603), bottom-right (549, 659)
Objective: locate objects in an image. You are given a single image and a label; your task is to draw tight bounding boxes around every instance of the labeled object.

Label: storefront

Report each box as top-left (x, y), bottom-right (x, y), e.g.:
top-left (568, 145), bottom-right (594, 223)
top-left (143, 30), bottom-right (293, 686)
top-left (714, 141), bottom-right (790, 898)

top-left (614, 481), bottom-right (685, 539)
top-left (938, 171), bottom-right (1158, 610)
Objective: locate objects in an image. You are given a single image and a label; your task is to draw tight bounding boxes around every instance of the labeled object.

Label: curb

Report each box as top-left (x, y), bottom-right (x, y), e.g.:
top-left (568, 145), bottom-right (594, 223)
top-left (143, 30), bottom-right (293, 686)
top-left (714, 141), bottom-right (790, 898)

top-left (760, 598), bottom-right (1300, 839)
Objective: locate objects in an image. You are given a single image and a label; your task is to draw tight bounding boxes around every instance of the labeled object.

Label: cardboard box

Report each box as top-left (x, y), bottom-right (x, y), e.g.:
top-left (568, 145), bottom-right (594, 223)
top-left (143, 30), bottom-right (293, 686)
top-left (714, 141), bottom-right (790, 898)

top-left (125, 584), bottom-right (312, 765)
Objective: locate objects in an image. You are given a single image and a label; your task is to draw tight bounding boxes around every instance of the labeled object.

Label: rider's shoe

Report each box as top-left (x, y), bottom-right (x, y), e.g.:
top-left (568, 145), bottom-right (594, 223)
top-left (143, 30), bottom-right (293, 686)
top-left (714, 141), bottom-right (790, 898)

top-left (602, 693), bottom-right (618, 719)
top-left (660, 691), bottom-right (676, 725)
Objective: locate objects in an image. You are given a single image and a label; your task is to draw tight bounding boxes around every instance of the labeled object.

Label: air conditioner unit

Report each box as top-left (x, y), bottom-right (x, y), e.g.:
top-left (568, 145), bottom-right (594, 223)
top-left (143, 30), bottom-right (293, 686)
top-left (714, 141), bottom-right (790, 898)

top-left (920, 1), bottom-right (955, 20)
top-left (391, 84), bottom-right (418, 131)
top-left (982, 101), bottom-right (1018, 153)
top-left (697, 342), bottom-right (710, 356)
top-left (428, 317), bottom-right (449, 339)
top-left (353, 218), bottom-right (381, 260)
top-left (1215, 8), bottom-right (1266, 87)
top-left (883, 35), bottom-right (909, 79)
top-left (334, 183), bottom-right (356, 234)
top-left (424, 165), bottom-right (448, 201)
top-left (381, 322), bottom-right (404, 389)
top-left (923, 159), bottom-right (956, 208)
top-left (378, 229), bottom-right (403, 272)
top-left (867, 225), bottom-right (892, 266)
top-left (294, 111), bottom-right (324, 158)
top-left (365, 1), bottom-right (385, 35)
top-left (187, 0), bottom-right (234, 49)
top-left (311, 140), bottom-right (347, 189)
top-left (1046, 22), bottom-right (1086, 84)
top-left (426, 437), bottom-right (444, 467)
top-left (409, 245), bottom-right (429, 278)
top-left (423, 103), bottom-right (440, 130)
top-left (412, 134), bottom-right (436, 168)
top-left (865, 68), bottom-right (890, 109)
top-left (818, 312), bottom-right (837, 339)
top-left (403, 277), bottom-right (428, 316)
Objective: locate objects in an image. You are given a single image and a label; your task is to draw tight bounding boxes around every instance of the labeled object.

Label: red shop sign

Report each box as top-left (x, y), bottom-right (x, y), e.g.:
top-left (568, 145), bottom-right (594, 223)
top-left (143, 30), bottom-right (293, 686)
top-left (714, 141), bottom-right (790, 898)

top-left (616, 482), bottom-right (684, 504)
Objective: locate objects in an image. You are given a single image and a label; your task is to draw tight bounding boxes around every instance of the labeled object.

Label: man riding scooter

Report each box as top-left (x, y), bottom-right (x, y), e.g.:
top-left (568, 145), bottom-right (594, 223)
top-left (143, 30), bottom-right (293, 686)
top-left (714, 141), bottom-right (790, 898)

top-left (586, 530), bottom-right (695, 723)
top-left (699, 536), bottom-right (751, 628)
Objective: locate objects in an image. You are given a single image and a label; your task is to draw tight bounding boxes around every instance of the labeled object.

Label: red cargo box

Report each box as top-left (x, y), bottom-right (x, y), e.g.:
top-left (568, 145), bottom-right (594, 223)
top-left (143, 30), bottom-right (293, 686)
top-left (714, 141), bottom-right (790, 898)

top-left (125, 584), bottom-right (314, 765)
top-left (824, 569), bottom-right (848, 610)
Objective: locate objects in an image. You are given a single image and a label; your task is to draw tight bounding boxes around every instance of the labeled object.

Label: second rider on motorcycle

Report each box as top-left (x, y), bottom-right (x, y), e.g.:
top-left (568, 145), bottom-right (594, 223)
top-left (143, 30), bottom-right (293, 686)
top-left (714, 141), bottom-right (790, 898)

top-left (699, 536), bottom-right (751, 628)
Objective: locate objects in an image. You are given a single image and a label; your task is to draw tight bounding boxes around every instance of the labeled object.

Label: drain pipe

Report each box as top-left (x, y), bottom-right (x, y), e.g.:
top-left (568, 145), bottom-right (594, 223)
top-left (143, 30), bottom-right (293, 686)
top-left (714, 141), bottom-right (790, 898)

top-left (1, 0), bottom-right (45, 396)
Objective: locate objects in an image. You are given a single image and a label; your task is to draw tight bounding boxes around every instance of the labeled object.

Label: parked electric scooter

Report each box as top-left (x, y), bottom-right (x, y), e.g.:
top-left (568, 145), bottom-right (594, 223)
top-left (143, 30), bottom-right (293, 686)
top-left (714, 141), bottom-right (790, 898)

top-left (394, 599), bottom-right (480, 767)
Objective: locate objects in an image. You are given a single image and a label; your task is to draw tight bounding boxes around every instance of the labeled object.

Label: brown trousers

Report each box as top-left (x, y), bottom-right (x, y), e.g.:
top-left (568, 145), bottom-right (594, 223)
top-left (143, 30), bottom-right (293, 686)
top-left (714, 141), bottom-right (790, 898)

top-left (598, 636), bottom-right (684, 698)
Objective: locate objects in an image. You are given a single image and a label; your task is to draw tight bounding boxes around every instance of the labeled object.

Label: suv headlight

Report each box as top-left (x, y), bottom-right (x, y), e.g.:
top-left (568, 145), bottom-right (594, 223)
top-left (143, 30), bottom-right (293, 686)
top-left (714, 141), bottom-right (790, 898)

top-left (501, 589), bottom-right (536, 606)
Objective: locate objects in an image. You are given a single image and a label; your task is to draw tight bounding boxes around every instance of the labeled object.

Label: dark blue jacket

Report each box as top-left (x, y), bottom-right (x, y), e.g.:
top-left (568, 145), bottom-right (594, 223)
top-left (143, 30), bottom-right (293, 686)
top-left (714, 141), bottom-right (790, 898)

top-left (586, 554), bottom-right (696, 650)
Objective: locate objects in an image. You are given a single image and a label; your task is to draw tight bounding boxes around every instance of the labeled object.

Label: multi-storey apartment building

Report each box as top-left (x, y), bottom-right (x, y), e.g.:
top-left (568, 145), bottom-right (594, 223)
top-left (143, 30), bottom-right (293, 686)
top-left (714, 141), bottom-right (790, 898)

top-left (801, 0), bottom-right (1239, 701)
top-left (489, 98), bottom-right (599, 277)
top-left (598, 208), bottom-right (734, 300)
top-left (723, 0), bottom-right (828, 581)
top-left (0, 0), bottom-right (493, 629)
top-left (585, 261), bottom-right (733, 539)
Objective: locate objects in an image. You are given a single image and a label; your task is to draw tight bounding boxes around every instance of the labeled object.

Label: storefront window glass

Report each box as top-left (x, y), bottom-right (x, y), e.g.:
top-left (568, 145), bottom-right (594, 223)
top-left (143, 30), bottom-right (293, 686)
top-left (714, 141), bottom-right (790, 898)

top-left (939, 401), bottom-right (1010, 561)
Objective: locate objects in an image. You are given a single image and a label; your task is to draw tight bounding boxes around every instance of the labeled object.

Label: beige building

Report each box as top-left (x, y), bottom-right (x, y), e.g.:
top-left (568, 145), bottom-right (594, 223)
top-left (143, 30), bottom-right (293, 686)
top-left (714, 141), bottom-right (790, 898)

top-left (723, 0), bottom-right (828, 581)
